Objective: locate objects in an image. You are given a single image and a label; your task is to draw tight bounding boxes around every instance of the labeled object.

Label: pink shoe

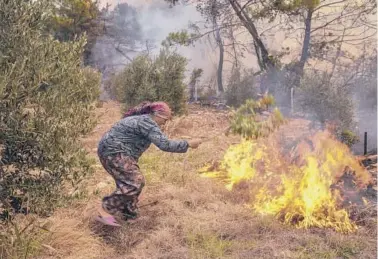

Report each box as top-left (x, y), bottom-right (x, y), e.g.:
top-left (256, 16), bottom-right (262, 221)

top-left (95, 215), bottom-right (121, 227)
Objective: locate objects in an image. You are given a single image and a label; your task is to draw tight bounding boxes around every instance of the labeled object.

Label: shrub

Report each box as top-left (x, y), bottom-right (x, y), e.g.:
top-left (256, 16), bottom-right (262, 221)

top-left (225, 68), bottom-right (258, 107)
top-left (297, 71), bottom-right (356, 133)
top-left (229, 95), bottom-right (285, 140)
top-left (111, 49), bottom-right (188, 115)
top-left (340, 130), bottom-right (360, 148)
top-left (351, 54), bottom-right (377, 110)
top-left (0, 0), bottom-right (100, 220)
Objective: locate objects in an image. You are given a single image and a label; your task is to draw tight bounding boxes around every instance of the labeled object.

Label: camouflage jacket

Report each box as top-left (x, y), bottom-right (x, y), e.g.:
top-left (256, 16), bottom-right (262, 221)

top-left (98, 114), bottom-right (189, 161)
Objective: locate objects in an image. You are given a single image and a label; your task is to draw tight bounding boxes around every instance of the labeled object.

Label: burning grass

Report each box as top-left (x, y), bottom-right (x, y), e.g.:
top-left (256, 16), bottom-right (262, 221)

top-left (200, 122), bottom-right (375, 233)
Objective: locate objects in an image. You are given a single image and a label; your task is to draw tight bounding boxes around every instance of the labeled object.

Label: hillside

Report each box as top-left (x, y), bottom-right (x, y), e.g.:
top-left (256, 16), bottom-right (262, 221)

top-left (34, 101), bottom-right (377, 259)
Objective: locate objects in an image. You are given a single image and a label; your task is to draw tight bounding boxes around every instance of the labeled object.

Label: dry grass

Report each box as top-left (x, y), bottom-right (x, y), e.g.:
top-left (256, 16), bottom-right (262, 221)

top-left (27, 102), bottom-right (377, 259)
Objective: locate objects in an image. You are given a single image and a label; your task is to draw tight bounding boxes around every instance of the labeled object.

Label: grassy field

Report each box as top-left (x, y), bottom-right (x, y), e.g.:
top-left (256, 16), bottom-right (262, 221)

top-left (16, 101), bottom-right (376, 259)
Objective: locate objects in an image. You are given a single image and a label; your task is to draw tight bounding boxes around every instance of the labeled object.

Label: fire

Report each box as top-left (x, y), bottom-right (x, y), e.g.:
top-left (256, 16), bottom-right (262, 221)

top-left (201, 130), bottom-right (372, 233)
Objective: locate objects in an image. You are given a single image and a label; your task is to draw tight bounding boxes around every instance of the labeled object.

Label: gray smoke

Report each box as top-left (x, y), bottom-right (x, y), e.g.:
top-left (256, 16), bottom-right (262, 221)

top-left (94, 0), bottom-right (217, 100)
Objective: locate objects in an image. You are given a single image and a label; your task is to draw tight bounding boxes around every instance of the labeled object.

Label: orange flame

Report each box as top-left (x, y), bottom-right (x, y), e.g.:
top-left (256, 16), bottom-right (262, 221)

top-left (201, 130), bottom-right (371, 233)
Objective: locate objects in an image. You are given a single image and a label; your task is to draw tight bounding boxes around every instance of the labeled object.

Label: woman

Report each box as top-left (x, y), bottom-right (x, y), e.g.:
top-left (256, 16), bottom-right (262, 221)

top-left (95, 101), bottom-right (202, 226)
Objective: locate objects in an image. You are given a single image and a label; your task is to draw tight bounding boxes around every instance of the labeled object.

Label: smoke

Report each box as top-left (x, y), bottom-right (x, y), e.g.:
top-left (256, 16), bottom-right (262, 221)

top-left (353, 106), bottom-right (377, 155)
top-left (351, 55), bottom-right (377, 155)
top-left (94, 0), bottom-right (218, 100)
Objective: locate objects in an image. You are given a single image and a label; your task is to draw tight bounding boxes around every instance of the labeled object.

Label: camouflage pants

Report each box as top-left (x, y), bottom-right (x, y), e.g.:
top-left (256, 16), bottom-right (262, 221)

top-left (98, 153), bottom-right (145, 220)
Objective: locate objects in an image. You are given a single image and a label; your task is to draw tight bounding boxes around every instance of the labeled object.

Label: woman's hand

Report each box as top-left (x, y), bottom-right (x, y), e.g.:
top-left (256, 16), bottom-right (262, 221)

top-left (187, 138), bottom-right (202, 149)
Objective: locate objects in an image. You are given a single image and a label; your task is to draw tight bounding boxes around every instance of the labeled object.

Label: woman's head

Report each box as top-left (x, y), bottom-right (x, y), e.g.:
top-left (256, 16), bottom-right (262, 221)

top-left (149, 102), bottom-right (172, 126)
top-left (123, 101), bottom-right (172, 126)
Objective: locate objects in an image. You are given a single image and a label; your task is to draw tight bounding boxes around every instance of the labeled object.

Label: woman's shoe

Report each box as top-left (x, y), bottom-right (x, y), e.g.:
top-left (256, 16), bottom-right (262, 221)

top-left (95, 215), bottom-right (121, 227)
top-left (96, 203), bottom-right (122, 226)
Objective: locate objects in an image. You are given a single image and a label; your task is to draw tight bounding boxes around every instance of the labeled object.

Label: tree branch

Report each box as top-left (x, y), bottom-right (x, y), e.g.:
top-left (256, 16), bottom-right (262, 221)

top-left (112, 43), bottom-right (133, 62)
top-left (239, 0), bottom-right (255, 14)
top-left (314, 0), bottom-right (347, 12)
top-left (189, 22), bottom-right (244, 42)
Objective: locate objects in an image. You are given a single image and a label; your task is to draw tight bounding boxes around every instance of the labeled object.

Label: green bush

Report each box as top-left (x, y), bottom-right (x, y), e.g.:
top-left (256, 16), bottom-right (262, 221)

top-left (340, 130), bottom-right (360, 148)
top-left (112, 49), bottom-right (188, 115)
top-left (229, 96), bottom-right (285, 140)
top-left (297, 71), bottom-right (356, 134)
top-left (354, 55), bottom-right (377, 110)
top-left (225, 68), bottom-right (258, 107)
top-left (0, 0), bottom-right (100, 220)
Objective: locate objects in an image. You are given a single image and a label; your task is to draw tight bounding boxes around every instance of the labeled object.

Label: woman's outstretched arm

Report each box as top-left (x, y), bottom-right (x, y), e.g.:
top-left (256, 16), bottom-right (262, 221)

top-left (139, 117), bottom-right (189, 153)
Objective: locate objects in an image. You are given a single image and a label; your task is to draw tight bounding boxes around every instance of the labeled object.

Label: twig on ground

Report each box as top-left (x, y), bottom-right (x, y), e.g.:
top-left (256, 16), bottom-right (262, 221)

top-left (139, 200), bottom-right (159, 208)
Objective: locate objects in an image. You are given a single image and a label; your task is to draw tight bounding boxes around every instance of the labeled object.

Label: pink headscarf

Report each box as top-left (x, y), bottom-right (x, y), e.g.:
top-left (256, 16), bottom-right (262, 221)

top-left (123, 101), bottom-right (171, 118)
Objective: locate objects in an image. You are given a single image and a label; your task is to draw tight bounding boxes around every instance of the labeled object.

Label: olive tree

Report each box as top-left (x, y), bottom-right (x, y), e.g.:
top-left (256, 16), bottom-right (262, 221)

top-left (0, 0), bottom-right (100, 218)
top-left (111, 49), bottom-right (188, 115)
